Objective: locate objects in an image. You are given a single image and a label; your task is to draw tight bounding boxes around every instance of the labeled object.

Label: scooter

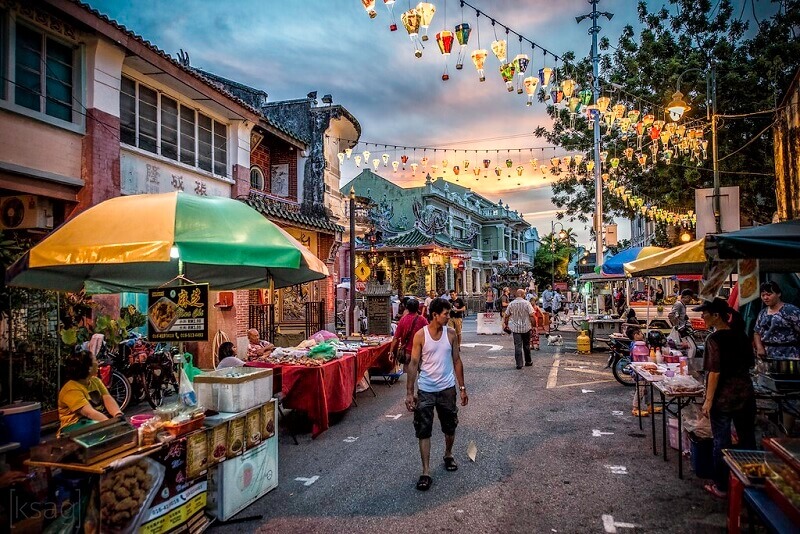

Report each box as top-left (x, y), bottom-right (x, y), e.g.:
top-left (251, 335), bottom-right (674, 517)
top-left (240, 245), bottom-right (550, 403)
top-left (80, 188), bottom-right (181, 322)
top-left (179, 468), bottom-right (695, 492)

top-left (606, 335), bottom-right (635, 386)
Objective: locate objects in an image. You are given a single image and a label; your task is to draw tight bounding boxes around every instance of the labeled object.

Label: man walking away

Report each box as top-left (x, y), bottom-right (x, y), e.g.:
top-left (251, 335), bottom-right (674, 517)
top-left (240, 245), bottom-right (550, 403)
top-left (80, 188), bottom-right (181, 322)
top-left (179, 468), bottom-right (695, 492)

top-left (405, 298), bottom-right (468, 491)
top-left (669, 289), bottom-right (694, 328)
top-left (503, 289), bottom-right (536, 369)
top-left (448, 290), bottom-right (466, 347)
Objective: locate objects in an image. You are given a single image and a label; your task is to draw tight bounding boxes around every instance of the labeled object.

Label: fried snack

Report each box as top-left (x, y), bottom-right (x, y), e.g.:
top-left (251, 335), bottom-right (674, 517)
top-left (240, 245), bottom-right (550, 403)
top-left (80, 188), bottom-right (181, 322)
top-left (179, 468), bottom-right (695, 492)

top-left (740, 276), bottom-right (757, 299)
top-left (740, 463), bottom-right (769, 478)
top-left (100, 460), bottom-right (154, 532)
top-left (149, 299), bottom-right (177, 331)
top-left (739, 259), bottom-right (757, 277)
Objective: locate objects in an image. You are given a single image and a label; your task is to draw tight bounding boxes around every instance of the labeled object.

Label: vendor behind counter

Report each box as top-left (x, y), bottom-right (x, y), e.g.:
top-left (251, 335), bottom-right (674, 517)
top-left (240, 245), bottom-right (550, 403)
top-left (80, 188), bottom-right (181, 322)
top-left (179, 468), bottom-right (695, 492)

top-left (57, 350), bottom-right (122, 436)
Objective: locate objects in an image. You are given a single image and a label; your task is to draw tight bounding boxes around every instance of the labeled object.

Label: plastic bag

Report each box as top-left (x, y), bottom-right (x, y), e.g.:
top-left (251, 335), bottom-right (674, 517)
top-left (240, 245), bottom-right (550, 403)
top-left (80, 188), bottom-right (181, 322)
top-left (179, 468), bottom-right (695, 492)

top-left (311, 330), bottom-right (338, 343)
top-left (183, 352), bottom-right (203, 382)
top-left (681, 404), bottom-right (712, 439)
top-left (308, 341), bottom-right (336, 360)
top-left (178, 366), bottom-right (197, 406)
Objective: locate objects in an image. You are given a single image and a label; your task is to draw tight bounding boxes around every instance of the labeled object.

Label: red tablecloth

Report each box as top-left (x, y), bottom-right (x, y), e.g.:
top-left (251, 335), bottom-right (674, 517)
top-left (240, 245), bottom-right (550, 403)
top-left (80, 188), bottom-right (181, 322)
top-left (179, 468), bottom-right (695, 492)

top-left (246, 353), bottom-right (356, 439)
top-left (356, 341), bottom-right (393, 378)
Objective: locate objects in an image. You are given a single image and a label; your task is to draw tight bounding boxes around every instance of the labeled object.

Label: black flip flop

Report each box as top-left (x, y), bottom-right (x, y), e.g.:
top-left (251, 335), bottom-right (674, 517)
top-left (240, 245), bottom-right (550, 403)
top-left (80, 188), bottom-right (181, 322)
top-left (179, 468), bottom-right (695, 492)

top-left (416, 475), bottom-right (432, 491)
top-left (444, 456), bottom-right (458, 471)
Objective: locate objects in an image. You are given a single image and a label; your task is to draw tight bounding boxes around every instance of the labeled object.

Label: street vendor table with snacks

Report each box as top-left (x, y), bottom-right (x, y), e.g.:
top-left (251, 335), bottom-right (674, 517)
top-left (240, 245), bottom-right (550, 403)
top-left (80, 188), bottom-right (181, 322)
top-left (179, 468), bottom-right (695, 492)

top-left (355, 338), bottom-right (394, 379)
top-left (247, 353), bottom-right (357, 438)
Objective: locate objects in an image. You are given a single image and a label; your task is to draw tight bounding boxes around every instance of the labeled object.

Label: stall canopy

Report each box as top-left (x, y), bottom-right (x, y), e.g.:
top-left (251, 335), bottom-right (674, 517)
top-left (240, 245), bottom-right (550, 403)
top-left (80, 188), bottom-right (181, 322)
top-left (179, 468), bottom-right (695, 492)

top-left (623, 238), bottom-right (706, 277)
top-left (705, 220), bottom-right (800, 272)
top-left (6, 192), bottom-right (329, 293)
top-left (601, 246), bottom-right (665, 276)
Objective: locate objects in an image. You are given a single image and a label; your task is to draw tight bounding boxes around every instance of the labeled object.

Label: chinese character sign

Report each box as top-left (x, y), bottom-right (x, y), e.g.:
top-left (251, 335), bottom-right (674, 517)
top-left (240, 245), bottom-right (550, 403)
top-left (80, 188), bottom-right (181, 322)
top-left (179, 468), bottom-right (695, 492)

top-left (147, 284), bottom-right (209, 341)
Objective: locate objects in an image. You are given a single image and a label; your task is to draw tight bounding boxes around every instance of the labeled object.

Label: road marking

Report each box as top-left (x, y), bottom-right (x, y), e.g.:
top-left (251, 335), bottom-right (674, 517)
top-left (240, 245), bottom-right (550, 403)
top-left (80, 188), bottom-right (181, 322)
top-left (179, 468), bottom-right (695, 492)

top-left (295, 476), bottom-right (319, 486)
top-left (461, 343), bottom-right (503, 352)
top-left (386, 414), bottom-right (403, 420)
top-left (563, 367), bottom-right (612, 377)
top-left (604, 465), bottom-right (628, 475)
top-left (487, 356), bottom-right (498, 359)
top-left (581, 388), bottom-right (595, 394)
top-left (343, 436), bottom-right (359, 443)
top-left (546, 350), bottom-right (561, 389)
top-left (552, 379), bottom-right (615, 389)
top-left (612, 410), bottom-right (625, 416)
top-left (601, 514), bottom-right (639, 532)
top-left (592, 429), bottom-right (614, 437)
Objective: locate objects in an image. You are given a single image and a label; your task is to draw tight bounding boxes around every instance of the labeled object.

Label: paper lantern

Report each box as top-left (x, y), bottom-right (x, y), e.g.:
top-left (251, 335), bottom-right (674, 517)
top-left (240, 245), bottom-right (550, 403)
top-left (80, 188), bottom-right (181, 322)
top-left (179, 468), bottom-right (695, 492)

top-left (436, 30), bottom-right (454, 55)
top-left (392, 160), bottom-right (399, 172)
top-left (454, 23), bottom-right (471, 69)
top-left (491, 39), bottom-right (507, 62)
top-left (539, 67), bottom-right (553, 89)
top-left (382, 153), bottom-right (390, 166)
top-left (624, 147), bottom-right (634, 161)
top-left (337, 152), bottom-right (345, 164)
top-left (453, 165), bottom-right (460, 175)
top-left (416, 2), bottom-right (436, 41)
top-left (362, 150), bottom-right (371, 162)
top-left (613, 103), bottom-right (626, 118)
top-left (372, 158), bottom-right (380, 171)
top-left (471, 49), bottom-right (488, 82)
top-left (361, 0), bottom-right (377, 19)
top-left (596, 96), bottom-right (610, 114)
top-left (505, 159), bottom-right (513, 168)
top-left (500, 63), bottom-right (516, 92)
top-left (516, 165), bottom-right (524, 176)
top-left (523, 76), bottom-right (539, 106)
top-left (483, 159), bottom-right (491, 169)
top-left (345, 148), bottom-right (353, 158)
top-left (561, 78), bottom-right (576, 98)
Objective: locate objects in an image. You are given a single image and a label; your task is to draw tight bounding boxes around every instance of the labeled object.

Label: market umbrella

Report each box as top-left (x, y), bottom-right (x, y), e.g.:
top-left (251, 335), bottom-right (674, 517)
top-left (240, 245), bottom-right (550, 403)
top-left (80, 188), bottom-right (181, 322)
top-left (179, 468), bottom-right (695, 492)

top-left (623, 238), bottom-right (706, 277)
top-left (5, 192), bottom-right (329, 293)
top-left (705, 220), bottom-right (800, 272)
top-left (601, 246), bottom-right (665, 276)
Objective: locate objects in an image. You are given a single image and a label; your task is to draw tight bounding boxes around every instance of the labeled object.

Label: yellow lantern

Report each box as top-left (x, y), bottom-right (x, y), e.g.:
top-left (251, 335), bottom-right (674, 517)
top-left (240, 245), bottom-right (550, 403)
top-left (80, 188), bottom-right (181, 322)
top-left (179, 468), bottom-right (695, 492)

top-left (540, 165), bottom-right (548, 175)
top-left (602, 172), bottom-right (610, 182)
top-left (401, 8), bottom-right (423, 57)
top-left (416, 2), bottom-right (436, 41)
top-left (471, 49), bottom-right (488, 82)
top-left (642, 114), bottom-right (655, 126)
top-left (494, 166), bottom-right (502, 177)
top-left (660, 131), bottom-right (671, 146)
top-left (362, 150), bottom-right (371, 162)
top-left (624, 147), bottom-right (634, 161)
top-left (392, 160), bottom-right (399, 172)
top-left (372, 158), bottom-right (380, 171)
top-left (610, 157), bottom-right (619, 168)
top-left (573, 154), bottom-right (584, 167)
top-left (619, 117), bottom-right (632, 133)
top-left (613, 103), bottom-right (626, 119)
top-left (585, 160), bottom-right (595, 172)
top-left (337, 152), bottom-right (345, 165)
top-left (491, 39), bottom-right (507, 62)
top-left (411, 162), bottom-right (418, 174)
top-left (596, 96), bottom-right (610, 114)
top-left (550, 157), bottom-right (560, 169)
top-left (561, 78), bottom-right (576, 98)
top-left (345, 148), bottom-right (353, 159)
top-left (354, 155), bottom-right (362, 167)
top-left (523, 76), bottom-right (539, 106)
top-left (463, 159), bottom-right (470, 170)
top-left (539, 67), bottom-right (553, 89)
top-left (516, 165), bottom-right (524, 176)
top-left (529, 158), bottom-right (538, 169)
top-left (561, 156), bottom-right (572, 168)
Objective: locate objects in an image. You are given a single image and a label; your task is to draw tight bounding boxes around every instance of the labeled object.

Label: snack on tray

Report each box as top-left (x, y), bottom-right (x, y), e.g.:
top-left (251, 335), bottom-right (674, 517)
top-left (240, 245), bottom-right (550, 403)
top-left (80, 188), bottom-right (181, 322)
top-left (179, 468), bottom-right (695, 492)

top-left (148, 297), bottom-right (178, 332)
top-left (740, 463), bottom-right (769, 478)
top-left (100, 459), bottom-right (154, 531)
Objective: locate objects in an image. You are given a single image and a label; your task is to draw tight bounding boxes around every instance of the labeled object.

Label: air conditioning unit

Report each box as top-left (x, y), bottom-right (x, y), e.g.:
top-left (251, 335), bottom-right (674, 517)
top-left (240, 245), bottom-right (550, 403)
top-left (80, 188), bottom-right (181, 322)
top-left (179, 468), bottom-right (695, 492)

top-left (0, 195), bottom-right (54, 230)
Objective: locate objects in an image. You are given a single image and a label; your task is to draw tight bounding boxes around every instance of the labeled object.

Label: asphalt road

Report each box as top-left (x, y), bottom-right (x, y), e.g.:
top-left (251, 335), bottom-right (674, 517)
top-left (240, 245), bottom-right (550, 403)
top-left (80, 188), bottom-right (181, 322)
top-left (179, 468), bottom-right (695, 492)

top-left (213, 317), bottom-right (728, 534)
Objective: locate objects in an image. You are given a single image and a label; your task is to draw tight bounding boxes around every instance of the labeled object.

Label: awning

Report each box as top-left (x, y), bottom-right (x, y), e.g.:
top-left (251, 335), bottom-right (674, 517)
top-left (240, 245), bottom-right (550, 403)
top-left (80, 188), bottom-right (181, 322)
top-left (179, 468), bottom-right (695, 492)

top-left (602, 246), bottom-right (665, 276)
top-left (705, 220), bottom-right (800, 272)
top-left (623, 238), bottom-right (706, 277)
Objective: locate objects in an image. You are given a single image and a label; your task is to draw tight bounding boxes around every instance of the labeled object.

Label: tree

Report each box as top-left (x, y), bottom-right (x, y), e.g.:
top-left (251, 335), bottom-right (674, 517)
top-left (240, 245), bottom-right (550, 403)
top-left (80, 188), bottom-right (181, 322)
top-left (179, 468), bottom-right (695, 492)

top-left (532, 231), bottom-right (574, 288)
top-left (536, 0), bottom-right (800, 227)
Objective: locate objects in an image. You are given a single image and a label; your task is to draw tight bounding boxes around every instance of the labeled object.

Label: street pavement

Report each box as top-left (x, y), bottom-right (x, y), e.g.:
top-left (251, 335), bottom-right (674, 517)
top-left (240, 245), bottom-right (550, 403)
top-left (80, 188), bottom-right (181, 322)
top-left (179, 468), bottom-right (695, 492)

top-left (214, 316), bottom-right (728, 534)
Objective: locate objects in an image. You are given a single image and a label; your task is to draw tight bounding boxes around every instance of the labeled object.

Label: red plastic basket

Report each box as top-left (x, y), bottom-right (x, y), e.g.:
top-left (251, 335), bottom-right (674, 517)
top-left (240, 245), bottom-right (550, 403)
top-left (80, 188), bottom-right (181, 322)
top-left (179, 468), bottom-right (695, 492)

top-left (690, 318), bottom-right (706, 330)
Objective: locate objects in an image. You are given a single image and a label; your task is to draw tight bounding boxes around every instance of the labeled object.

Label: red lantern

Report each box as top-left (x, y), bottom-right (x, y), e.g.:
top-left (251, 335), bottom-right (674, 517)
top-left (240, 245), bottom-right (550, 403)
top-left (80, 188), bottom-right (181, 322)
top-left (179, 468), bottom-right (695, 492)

top-left (435, 31), bottom-right (454, 55)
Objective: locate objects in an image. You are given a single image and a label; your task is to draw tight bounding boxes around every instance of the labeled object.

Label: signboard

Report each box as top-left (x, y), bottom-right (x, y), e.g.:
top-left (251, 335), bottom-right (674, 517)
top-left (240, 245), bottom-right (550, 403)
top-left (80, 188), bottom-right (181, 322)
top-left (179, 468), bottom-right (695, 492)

top-left (355, 280), bottom-right (367, 292)
top-left (477, 312), bottom-right (503, 335)
top-left (340, 277), bottom-right (351, 283)
top-left (120, 150), bottom-right (232, 197)
top-left (148, 284), bottom-right (209, 341)
top-left (554, 282), bottom-right (569, 291)
top-left (366, 296), bottom-right (392, 335)
top-left (695, 186), bottom-right (740, 238)
top-left (355, 262), bottom-right (371, 282)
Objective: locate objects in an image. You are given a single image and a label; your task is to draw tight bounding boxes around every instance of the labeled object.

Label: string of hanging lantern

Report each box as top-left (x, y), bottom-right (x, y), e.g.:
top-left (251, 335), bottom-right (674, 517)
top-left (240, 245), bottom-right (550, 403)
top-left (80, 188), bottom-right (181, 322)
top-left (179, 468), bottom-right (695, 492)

top-left (359, 1), bottom-right (571, 109)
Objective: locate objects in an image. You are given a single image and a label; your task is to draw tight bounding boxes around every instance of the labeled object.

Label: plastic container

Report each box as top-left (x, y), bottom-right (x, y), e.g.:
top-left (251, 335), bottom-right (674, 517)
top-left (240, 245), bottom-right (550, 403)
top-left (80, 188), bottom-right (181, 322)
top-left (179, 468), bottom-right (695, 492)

top-left (0, 401), bottom-right (41, 450)
top-left (163, 415), bottom-right (205, 438)
top-left (689, 432), bottom-right (715, 479)
top-left (631, 341), bottom-right (649, 362)
top-left (667, 417), bottom-right (691, 451)
top-left (130, 414), bottom-right (153, 428)
top-left (194, 367), bottom-right (273, 413)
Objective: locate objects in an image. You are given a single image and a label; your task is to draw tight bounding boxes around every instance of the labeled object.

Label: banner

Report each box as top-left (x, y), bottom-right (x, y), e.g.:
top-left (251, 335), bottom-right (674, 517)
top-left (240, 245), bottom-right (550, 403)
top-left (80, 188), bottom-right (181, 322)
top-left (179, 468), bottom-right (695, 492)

top-left (148, 284), bottom-right (209, 342)
top-left (738, 259), bottom-right (759, 307)
top-left (477, 312), bottom-right (504, 335)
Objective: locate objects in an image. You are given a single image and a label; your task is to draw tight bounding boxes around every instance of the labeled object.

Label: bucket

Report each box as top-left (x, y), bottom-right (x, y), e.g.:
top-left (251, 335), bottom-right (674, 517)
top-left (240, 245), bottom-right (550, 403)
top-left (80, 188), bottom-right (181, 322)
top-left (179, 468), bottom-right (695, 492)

top-left (0, 401), bottom-right (41, 451)
top-left (689, 432), bottom-right (715, 479)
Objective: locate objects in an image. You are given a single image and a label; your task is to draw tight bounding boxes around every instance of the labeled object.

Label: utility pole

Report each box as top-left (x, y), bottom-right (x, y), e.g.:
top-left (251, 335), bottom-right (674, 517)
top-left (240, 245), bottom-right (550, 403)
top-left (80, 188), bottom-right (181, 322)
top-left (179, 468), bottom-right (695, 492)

top-left (349, 187), bottom-right (357, 334)
top-left (710, 62), bottom-right (721, 233)
top-left (577, 1), bottom-right (613, 268)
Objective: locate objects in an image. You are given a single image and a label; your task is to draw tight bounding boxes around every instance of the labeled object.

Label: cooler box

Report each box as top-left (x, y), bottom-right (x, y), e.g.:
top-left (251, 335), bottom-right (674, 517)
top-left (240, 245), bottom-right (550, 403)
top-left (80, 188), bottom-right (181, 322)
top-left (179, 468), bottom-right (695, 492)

top-left (0, 401), bottom-right (41, 451)
top-left (667, 417), bottom-right (691, 451)
top-left (194, 368), bottom-right (273, 413)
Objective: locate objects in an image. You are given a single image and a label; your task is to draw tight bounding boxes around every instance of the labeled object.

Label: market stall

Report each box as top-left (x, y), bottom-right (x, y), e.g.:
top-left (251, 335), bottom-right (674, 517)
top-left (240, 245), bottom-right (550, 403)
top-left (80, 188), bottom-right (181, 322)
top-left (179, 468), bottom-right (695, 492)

top-left (6, 192), bottom-right (327, 532)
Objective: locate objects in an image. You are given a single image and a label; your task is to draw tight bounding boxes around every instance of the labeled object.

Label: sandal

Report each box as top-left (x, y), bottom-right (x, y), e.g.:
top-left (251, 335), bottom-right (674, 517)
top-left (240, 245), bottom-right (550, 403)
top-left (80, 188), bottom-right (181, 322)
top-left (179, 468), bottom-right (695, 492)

top-left (444, 456), bottom-right (458, 471)
top-left (632, 409), bottom-right (650, 417)
top-left (416, 474), bottom-right (432, 491)
top-left (704, 482), bottom-right (727, 499)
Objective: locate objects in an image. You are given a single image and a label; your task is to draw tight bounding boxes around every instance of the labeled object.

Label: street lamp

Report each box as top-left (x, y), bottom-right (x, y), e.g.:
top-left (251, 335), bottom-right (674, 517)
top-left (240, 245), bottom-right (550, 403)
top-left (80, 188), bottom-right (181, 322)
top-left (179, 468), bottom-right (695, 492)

top-left (667, 65), bottom-right (721, 233)
top-left (349, 187), bottom-right (356, 334)
top-left (680, 229), bottom-right (692, 243)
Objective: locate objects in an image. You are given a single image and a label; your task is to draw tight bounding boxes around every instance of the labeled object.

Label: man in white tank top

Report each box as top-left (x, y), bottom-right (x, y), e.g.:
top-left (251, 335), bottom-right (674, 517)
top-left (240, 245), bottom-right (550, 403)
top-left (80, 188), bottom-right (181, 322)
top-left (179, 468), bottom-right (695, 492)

top-left (405, 298), bottom-right (468, 491)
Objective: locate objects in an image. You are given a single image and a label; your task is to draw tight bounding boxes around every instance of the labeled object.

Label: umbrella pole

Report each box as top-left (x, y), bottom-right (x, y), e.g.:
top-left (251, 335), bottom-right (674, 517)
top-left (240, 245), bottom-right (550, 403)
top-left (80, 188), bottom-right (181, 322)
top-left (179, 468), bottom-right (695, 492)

top-left (646, 278), bottom-right (651, 332)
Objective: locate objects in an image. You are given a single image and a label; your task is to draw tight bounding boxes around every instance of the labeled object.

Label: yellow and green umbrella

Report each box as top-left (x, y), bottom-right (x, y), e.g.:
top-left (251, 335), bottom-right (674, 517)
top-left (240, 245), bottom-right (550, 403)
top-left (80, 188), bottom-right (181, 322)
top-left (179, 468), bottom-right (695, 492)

top-left (6, 192), bottom-right (328, 293)
top-left (623, 238), bottom-right (706, 277)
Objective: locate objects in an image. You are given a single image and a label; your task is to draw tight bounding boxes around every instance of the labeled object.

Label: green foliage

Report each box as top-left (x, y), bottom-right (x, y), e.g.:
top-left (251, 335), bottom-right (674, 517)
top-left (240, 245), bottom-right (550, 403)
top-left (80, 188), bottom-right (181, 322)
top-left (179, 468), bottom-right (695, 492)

top-left (532, 231), bottom-right (576, 288)
top-left (537, 0), bottom-right (800, 226)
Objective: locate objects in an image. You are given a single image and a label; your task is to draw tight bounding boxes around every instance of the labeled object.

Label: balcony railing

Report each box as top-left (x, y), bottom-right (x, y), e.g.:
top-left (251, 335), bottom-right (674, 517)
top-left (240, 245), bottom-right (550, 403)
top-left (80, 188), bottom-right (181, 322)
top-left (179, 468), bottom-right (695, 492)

top-left (249, 190), bottom-right (300, 211)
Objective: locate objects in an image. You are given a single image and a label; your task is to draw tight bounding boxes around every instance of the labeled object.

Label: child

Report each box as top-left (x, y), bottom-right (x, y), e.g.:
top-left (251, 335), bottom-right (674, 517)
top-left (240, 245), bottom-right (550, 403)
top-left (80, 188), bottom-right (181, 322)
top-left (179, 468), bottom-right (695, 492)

top-left (627, 325), bottom-right (652, 417)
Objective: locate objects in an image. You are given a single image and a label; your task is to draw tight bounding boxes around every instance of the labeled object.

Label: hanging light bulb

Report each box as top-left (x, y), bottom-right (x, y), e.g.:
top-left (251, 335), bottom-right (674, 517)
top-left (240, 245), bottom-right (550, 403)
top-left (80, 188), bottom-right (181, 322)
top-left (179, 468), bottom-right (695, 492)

top-left (523, 76), bottom-right (539, 106)
top-left (362, 150), bottom-right (371, 162)
top-left (416, 2), bottom-right (436, 41)
top-left (372, 158), bottom-right (380, 171)
top-left (355, 155), bottom-right (362, 167)
top-left (345, 148), bottom-right (353, 159)
top-left (500, 62), bottom-right (516, 92)
top-left (561, 78), bottom-right (576, 98)
top-left (453, 165), bottom-right (460, 175)
top-left (491, 39), bottom-right (507, 62)
top-left (471, 49), bottom-right (488, 82)
top-left (383, 0), bottom-right (398, 31)
top-left (483, 158), bottom-right (491, 169)
top-left (361, 0), bottom-right (377, 19)
top-left (454, 23), bottom-right (471, 69)
top-left (382, 153), bottom-right (390, 166)
top-left (516, 165), bottom-right (524, 176)
top-left (392, 160), bottom-right (399, 172)
top-left (337, 152), bottom-right (345, 164)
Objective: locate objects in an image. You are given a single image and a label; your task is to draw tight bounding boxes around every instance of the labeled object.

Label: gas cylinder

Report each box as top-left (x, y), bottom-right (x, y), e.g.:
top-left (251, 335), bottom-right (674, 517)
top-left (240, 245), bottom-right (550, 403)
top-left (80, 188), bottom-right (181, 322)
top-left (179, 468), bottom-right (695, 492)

top-left (577, 330), bottom-right (591, 354)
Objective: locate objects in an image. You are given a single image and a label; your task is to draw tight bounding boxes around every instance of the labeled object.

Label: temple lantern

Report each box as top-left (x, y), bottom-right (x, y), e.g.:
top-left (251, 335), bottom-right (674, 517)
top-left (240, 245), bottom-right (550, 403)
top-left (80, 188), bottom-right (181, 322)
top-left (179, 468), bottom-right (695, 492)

top-left (551, 90), bottom-right (564, 104)
top-left (613, 103), bottom-right (626, 119)
top-left (561, 156), bottom-right (572, 168)
top-left (539, 164), bottom-right (548, 175)
top-left (491, 39), bottom-right (507, 62)
top-left (436, 30), bottom-right (454, 55)
top-left (596, 96), bottom-right (611, 114)
top-left (416, 2), bottom-right (435, 41)
top-left (660, 132), bottom-right (671, 147)
top-left (471, 49), bottom-right (488, 82)
top-left (454, 23), bottom-right (471, 69)
top-left (523, 76), bottom-right (539, 106)
top-left (561, 78), bottom-right (576, 98)
top-left (637, 153), bottom-right (647, 169)
top-left (550, 157), bottom-right (560, 169)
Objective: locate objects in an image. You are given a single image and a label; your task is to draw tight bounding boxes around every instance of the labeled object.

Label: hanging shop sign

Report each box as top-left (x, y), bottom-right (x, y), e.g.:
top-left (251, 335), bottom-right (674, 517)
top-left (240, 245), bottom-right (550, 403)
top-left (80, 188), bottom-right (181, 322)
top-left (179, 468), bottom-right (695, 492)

top-left (148, 283), bottom-right (209, 342)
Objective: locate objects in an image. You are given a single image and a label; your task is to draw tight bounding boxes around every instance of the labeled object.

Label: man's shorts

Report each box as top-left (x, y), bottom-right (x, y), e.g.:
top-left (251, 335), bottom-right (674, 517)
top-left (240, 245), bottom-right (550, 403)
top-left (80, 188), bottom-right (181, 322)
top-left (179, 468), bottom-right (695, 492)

top-left (414, 386), bottom-right (458, 439)
top-left (448, 317), bottom-right (463, 336)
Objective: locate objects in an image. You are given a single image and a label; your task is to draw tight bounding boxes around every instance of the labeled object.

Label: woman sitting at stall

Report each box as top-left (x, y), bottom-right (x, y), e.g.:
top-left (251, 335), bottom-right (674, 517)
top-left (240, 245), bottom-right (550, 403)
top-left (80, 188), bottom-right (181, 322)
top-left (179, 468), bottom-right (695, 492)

top-left (697, 298), bottom-right (756, 499)
top-left (57, 350), bottom-right (123, 435)
top-left (217, 341), bottom-right (245, 369)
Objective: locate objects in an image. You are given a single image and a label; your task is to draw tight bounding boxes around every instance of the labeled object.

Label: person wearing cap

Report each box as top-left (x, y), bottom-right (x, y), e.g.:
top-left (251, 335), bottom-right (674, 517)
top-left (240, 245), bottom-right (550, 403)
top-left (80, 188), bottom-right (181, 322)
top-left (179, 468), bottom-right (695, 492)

top-left (753, 281), bottom-right (800, 361)
top-left (695, 297), bottom-right (756, 499)
top-left (668, 289), bottom-right (694, 329)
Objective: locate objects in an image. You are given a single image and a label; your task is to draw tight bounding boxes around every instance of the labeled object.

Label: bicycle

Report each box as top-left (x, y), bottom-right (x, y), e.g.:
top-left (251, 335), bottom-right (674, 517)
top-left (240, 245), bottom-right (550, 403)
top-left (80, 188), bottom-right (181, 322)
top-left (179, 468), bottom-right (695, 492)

top-left (97, 349), bottom-right (132, 411)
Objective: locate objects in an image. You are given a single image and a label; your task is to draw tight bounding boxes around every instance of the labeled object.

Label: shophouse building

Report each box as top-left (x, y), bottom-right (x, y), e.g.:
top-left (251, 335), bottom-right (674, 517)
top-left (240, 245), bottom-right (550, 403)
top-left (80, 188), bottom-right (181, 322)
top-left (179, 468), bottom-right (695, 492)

top-left (340, 170), bottom-right (531, 299)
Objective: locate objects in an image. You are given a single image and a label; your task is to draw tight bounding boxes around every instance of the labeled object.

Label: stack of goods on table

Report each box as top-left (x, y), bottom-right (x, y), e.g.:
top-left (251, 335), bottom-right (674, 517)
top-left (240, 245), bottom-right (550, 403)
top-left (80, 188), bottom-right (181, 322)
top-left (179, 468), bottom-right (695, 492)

top-left (764, 438), bottom-right (800, 523)
top-left (260, 331), bottom-right (390, 367)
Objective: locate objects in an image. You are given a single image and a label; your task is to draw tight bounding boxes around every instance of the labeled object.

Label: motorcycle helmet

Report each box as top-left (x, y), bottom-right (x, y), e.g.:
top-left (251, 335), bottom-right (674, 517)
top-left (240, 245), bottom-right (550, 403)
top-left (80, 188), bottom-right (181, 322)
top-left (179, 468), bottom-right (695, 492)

top-left (646, 330), bottom-right (666, 348)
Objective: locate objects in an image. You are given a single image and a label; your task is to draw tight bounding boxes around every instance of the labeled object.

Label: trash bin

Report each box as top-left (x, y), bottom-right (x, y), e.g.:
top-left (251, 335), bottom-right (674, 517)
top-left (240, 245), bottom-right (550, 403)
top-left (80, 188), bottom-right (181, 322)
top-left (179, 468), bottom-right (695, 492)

top-left (0, 401), bottom-right (42, 451)
top-left (689, 431), bottom-right (714, 479)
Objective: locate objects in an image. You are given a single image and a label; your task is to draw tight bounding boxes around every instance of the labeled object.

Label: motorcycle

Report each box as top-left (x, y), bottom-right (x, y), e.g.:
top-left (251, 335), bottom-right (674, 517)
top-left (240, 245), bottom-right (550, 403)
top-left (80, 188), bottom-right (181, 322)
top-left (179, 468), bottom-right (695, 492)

top-left (144, 344), bottom-right (180, 408)
top-left (606, 334), bottom-right (635, 386)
